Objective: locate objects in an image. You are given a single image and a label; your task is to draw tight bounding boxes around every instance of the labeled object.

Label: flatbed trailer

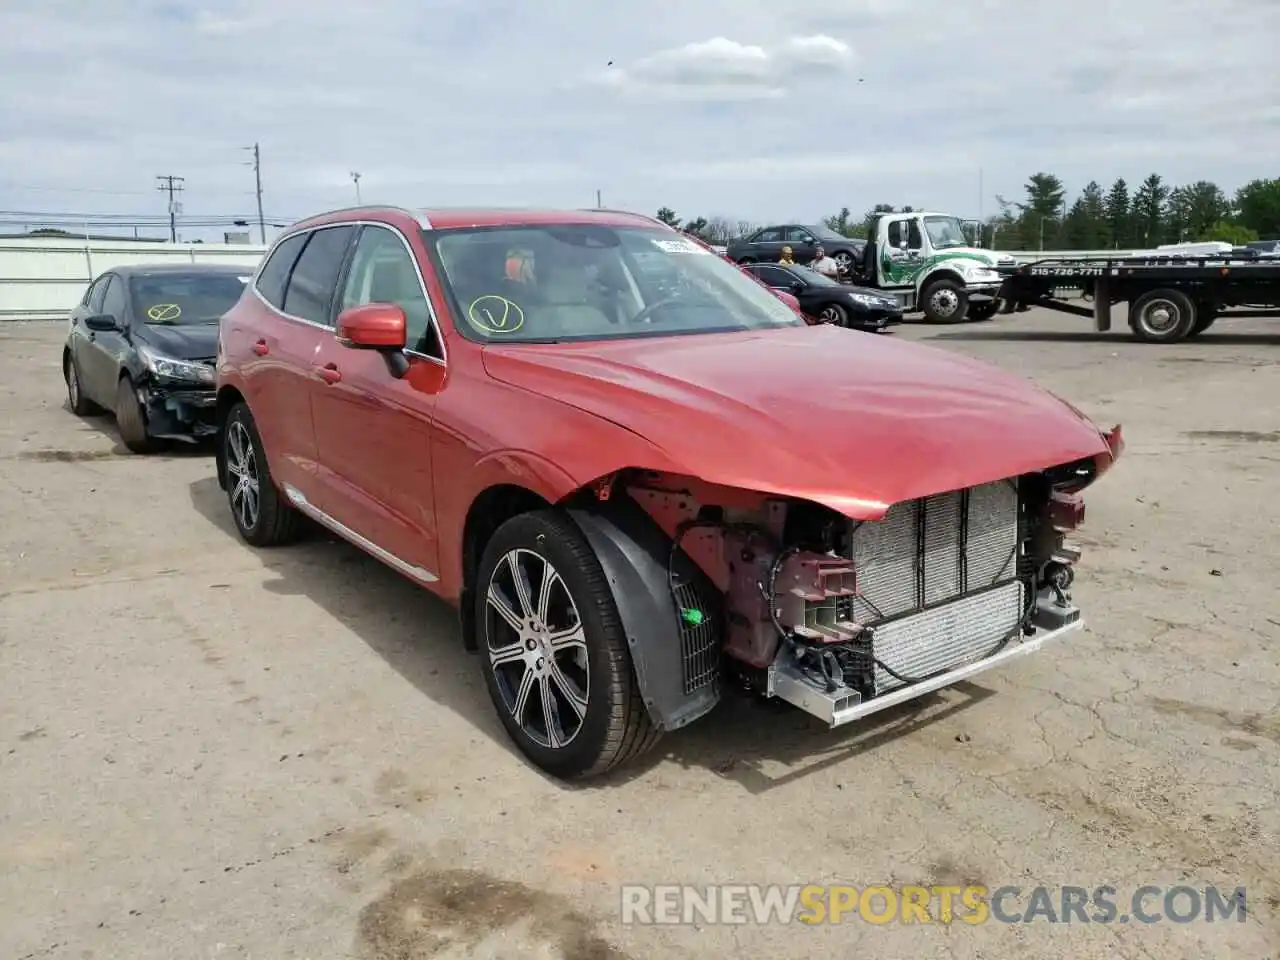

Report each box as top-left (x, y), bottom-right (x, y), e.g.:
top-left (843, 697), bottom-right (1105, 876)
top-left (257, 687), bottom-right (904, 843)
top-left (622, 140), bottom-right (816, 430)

top-left (996, 256), bottom-right (1280, 343)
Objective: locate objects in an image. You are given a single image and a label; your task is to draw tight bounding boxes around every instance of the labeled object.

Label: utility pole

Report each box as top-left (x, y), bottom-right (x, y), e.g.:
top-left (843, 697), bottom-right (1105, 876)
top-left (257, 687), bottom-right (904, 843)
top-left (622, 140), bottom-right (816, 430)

top-left (596, 189), bottom-right (602, 209)
top-left (245, 143), bottom-right (266, 244)
top-left (350, 171), bottom-right (362, 203)
top-left (156, 174), bottom-right (184, 242)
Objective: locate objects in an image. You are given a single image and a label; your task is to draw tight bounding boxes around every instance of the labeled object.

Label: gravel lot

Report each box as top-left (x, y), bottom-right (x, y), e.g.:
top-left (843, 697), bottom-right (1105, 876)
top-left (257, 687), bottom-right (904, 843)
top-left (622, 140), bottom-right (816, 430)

top-left (2, 311), bottom-right (1277, 960)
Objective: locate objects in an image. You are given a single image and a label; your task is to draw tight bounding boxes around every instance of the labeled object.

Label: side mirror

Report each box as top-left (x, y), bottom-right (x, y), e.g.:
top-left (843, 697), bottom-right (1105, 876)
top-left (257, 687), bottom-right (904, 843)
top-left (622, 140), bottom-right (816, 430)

top-left (335, 303), bottom-right (410, 378)
top-left (898, 241), bottom-right (909, 251)
top-left (84, 314), bottom-right (119, 332)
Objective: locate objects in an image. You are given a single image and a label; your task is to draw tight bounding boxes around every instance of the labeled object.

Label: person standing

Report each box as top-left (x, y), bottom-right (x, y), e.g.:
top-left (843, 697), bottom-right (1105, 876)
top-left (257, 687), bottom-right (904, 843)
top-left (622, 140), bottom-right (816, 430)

top-left (778, 246), bottom-right (795, 265)
top-left (810, 245), bottom-right (839, 279)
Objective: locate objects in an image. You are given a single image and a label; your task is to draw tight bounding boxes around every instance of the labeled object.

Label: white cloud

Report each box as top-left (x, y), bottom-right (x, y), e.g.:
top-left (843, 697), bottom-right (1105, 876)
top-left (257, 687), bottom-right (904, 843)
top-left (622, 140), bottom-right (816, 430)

top-left (0, 0), bottom-right (1276, 239)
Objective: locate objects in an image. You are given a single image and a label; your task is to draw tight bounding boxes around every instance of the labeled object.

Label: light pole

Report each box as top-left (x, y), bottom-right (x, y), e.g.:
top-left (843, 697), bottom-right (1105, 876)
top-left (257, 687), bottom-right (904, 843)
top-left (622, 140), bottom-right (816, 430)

top-left (350, 171), bottom-right (362, 203)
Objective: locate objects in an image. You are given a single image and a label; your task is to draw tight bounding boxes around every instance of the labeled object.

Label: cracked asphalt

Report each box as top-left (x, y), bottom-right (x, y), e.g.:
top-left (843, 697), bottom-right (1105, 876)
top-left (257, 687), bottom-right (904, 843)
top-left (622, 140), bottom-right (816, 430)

top-left (1, 311), bottom-right (1277, 959)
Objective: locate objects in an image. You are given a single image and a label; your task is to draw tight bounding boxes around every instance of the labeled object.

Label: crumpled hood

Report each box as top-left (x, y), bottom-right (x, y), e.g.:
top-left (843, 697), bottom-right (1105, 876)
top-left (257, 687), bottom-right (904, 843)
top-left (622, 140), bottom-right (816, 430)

top-left (136, 323), bottom-right (218, 360)
top-left (481, 324), bottom-right (1113, 519)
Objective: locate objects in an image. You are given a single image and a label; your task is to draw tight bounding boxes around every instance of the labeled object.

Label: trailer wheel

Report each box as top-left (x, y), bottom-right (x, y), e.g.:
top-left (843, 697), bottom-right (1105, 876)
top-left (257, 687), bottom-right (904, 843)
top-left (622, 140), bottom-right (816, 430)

top-left (921, 278), bottom-right (969, 323)
top-left (1128, 289), bottom-right (1196, 343)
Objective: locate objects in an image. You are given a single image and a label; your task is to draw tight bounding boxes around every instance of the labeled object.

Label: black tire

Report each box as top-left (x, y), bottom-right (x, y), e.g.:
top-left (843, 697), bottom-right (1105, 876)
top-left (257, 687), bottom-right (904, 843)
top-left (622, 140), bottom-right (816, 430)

top-left (1128, 288), bottom-right (1196, 343)
top-left (921, 277), bottom-right (970, 323)
top-left (1187, 310), bottom-right (1218, 337)
top-left (967, 300), bottom-right (1000, 322)
top-left (474, 509), bottom-right (660, 780)
top-left (114, 376), bottom-right (164, 454)
top-left (222, 401), bottom-right (302, 546)
top-left (64, 352), bottom-right (99, 416)
top-left (818, 302), bottom-right (849, 326)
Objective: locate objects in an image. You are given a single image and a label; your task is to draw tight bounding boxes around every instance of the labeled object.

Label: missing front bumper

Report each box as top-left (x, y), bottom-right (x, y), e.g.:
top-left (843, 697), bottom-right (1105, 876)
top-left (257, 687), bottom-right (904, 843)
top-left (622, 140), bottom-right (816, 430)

top-left (764, 586), bottom-right (1083, 727)
top-left (141, 384), bottom-right (217, 441)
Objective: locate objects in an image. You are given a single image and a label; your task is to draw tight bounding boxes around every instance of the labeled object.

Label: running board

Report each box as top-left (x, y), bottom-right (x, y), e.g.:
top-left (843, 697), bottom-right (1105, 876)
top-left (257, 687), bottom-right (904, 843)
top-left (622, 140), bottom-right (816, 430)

top-left (281, 483), bottom-right (439, 584)
top-left (765, 617), bottom-right (1084, 727)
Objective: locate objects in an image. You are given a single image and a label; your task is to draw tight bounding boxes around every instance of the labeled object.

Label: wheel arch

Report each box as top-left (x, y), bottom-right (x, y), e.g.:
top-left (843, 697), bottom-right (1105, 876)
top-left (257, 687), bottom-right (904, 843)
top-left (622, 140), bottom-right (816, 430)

top-left (214, 384), bottom-right (246, 490)
top-left (917, 266), bottom-right (966, 293)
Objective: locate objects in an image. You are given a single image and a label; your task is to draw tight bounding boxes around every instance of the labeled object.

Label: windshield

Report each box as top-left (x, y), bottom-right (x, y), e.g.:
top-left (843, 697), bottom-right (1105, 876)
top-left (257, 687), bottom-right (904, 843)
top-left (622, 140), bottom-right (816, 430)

top-left (923, 216), bottom-right (969, 250)
top-left (129, 272), bottom-right (249, 325)
top-left (810, 224), bottom-right (848, 243)
top-left (429, 224), bottom-right (802, 343)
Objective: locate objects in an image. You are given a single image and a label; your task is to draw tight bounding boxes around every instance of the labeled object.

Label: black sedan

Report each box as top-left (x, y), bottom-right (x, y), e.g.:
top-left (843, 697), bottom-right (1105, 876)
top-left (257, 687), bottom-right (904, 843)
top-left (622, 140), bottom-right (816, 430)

top-left (742, 262), bottom-right (902, 331)
top-left (62, 262), bottom-right (253, 453)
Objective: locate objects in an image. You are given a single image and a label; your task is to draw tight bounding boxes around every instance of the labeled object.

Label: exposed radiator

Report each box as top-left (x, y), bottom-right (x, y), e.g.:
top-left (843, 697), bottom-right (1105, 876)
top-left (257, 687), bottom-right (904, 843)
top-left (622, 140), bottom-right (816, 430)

top-left (846, 479), bottom-right (1020, 625)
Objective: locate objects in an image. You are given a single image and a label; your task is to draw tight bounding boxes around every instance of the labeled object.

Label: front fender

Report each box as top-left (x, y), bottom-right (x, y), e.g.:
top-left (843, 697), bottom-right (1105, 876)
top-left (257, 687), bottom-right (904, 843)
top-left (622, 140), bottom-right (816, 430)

top-left (567, 498), bottom-right (721, 733)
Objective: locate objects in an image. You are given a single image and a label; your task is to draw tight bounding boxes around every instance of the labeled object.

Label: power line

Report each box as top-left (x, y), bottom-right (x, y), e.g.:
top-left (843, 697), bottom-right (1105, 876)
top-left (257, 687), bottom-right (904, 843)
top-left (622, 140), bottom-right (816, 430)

top-left (156, 174), bottom-right (185, 242)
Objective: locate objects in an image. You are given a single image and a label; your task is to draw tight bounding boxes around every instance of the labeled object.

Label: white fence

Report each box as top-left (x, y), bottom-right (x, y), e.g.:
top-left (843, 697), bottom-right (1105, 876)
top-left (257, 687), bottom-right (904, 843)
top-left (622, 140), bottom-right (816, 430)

top-left (0, 238), bottom-right (267, 321)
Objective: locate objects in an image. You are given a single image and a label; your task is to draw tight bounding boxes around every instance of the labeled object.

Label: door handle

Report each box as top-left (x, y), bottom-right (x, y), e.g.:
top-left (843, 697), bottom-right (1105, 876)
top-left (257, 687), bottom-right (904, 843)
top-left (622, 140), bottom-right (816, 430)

top-left (252, 339), bottom-right (269, 356)
top-left (317, 363), bottom-right (342, 384)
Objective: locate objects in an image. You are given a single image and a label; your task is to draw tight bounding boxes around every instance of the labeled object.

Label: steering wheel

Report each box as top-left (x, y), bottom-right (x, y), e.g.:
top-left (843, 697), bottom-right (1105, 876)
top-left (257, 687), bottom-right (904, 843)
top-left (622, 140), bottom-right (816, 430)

top-left (626, 295), bottom-right (684, 325)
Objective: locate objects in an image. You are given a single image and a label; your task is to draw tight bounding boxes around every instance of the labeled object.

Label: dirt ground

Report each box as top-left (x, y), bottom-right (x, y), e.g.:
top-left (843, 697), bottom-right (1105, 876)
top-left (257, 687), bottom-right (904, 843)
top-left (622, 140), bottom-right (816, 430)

top-left (1, 311), bottom-right (1277, 960)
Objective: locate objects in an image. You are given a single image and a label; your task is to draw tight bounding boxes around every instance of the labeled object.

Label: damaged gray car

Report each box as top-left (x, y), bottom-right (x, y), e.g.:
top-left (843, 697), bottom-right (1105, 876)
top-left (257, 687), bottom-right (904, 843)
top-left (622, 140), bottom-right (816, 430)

top-left (62, 263), bottom-right (252, 453)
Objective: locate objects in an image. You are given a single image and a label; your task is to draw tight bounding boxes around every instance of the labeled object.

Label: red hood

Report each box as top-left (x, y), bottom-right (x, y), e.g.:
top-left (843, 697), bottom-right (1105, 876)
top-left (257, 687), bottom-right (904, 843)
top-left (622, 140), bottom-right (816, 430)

top-left (481, 324), bottom-right (1114, 520)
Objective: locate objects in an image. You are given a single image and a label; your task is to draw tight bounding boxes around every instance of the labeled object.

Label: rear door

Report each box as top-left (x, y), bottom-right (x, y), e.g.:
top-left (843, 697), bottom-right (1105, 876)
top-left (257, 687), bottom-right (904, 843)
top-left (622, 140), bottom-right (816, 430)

top-left (748, 227), bottom-right (785, 261)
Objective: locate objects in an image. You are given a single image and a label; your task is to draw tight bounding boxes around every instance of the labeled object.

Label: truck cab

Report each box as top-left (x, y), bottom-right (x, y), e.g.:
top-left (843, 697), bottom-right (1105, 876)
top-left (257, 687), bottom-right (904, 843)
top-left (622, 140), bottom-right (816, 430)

top-left (854, 212), bottom-right (1016, 323)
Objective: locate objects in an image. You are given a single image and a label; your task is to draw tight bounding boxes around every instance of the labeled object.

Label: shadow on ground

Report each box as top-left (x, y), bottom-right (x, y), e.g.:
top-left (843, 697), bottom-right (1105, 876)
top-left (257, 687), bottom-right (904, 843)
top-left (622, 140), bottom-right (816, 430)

top-left (188, 476), bottom-right (991, 794)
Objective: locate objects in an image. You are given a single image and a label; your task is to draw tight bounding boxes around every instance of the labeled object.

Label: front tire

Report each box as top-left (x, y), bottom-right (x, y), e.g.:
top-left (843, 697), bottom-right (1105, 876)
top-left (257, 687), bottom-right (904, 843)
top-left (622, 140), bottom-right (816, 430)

top-left (475, 510), bottom-right (659, 780)
top-left (818, 302), bottom-right (849, 326)
top-left (921, 278), bottom-right (970, 323)
top-left (115, 376), bottom-right (164, 453)
top-left (222, 402), bottom-right (301, 546)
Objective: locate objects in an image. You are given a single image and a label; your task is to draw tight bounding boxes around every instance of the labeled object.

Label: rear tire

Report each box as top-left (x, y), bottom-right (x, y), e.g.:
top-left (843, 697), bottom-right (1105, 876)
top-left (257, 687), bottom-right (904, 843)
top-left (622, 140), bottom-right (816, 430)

top-left (222, 401), bottom-right (302, 546)
top-left (115, 376), bottom-right (164, 453)
top-left (967, 301), bottom-right (1000, 322)
top-left (64, 353), bottom-right (99, 416)
top-left (1128, 288), bottom-right (1196, 343)
top-left (921, 278), bottom-right (970, 323)
top-left (474, 509), bottom-right (660, 780)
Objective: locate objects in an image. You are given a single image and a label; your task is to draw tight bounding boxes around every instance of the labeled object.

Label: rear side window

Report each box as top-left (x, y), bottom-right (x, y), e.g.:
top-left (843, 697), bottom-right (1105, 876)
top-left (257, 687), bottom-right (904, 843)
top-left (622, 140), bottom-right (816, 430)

top-left (255, 232), bottom-right (308, 309)
top-left (282, 226), bottom-right (356, 326)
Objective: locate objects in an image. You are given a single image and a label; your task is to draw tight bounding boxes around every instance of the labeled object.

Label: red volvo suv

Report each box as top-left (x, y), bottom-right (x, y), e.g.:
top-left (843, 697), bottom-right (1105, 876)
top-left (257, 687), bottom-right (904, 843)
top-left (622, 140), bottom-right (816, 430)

top-left (215, 205), bottom-right (1121, 780)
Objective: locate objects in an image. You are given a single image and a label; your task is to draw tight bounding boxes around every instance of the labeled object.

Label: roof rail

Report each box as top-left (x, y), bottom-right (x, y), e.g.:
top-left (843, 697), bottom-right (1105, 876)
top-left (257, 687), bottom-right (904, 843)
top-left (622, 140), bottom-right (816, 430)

top-left (289, 205), bottom-right (432, 229)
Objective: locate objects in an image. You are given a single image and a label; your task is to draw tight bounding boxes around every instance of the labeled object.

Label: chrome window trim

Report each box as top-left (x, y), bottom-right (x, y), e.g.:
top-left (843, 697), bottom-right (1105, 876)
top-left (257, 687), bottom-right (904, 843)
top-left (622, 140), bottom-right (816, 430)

top-left (249, 216), bottom-right (447, 367)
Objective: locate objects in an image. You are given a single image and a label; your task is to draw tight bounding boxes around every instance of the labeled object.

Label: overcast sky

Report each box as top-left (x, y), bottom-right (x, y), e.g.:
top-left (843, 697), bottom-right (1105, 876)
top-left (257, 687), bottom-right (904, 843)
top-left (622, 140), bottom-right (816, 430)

top-left (1, 0), bottom-right (1277, 241)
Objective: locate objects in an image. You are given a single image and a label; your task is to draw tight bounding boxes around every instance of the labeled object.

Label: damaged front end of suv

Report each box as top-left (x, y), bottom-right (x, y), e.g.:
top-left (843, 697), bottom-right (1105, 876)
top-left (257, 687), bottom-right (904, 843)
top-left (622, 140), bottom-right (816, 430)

top-left (569, 426), bottom-right (1122, 736)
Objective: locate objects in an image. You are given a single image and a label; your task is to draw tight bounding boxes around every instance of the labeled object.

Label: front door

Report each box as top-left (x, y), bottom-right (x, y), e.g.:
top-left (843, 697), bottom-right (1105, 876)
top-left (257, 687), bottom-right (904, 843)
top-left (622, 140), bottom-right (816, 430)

top-left (784, 226), bottom-right (818, 264)
top-left (80, 273), bottom-right (131, 403)
top-left (878, 216), bottom-right (926, 288)
top-left (310, 224), bottom-right (446, 579)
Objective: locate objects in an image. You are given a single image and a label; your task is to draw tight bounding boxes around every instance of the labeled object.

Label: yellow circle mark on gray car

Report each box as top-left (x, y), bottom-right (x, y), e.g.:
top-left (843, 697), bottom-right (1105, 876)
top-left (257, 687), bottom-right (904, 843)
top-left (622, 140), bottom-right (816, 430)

top-left (146, 303), bottom-right (181, 322)
top-left (467, 296), bottom-right (525, 334)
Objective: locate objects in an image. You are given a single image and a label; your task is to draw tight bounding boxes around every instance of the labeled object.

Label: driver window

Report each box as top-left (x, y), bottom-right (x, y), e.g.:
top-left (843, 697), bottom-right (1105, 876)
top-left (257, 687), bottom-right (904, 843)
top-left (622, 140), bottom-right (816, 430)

top-left (100, 276), bottom-right (126, 321)
top-left (887, 221), bottom-right (903, 247)
top-left (340, 226), bottom-right (441, 358)
top-left (907, 221), bottom-right (923, 249)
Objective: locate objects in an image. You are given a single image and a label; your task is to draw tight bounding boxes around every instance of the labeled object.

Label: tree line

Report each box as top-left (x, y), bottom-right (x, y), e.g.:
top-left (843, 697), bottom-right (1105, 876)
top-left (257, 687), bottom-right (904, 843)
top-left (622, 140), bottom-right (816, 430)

top-left (655, 175), bottom-right (1280, 251)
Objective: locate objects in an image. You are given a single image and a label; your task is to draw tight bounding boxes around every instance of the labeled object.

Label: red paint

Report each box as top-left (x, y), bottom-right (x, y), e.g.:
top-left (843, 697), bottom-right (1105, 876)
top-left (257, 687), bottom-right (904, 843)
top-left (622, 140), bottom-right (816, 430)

top-left (219, 205), bottom-right (1121, 604)
top-left (336, 303), bottom-right (407, 348)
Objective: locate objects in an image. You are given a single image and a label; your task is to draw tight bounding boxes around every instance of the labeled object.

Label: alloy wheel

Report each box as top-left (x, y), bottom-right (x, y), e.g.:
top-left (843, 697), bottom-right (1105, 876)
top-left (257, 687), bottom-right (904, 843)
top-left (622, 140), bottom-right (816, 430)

top-left (484, 547), bottom-right (590, 749)
top-left (225, 419), bottom-right (261, 531)
top-left (67, 362), bottom-right (80, 407)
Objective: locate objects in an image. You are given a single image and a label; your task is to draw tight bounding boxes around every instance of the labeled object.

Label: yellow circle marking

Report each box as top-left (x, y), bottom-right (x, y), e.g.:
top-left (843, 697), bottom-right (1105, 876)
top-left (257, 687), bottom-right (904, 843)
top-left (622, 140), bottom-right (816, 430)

top-left (467, 295), bottom-right (524, 334)
top-left (147, 303), bottom-right (181, 322)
